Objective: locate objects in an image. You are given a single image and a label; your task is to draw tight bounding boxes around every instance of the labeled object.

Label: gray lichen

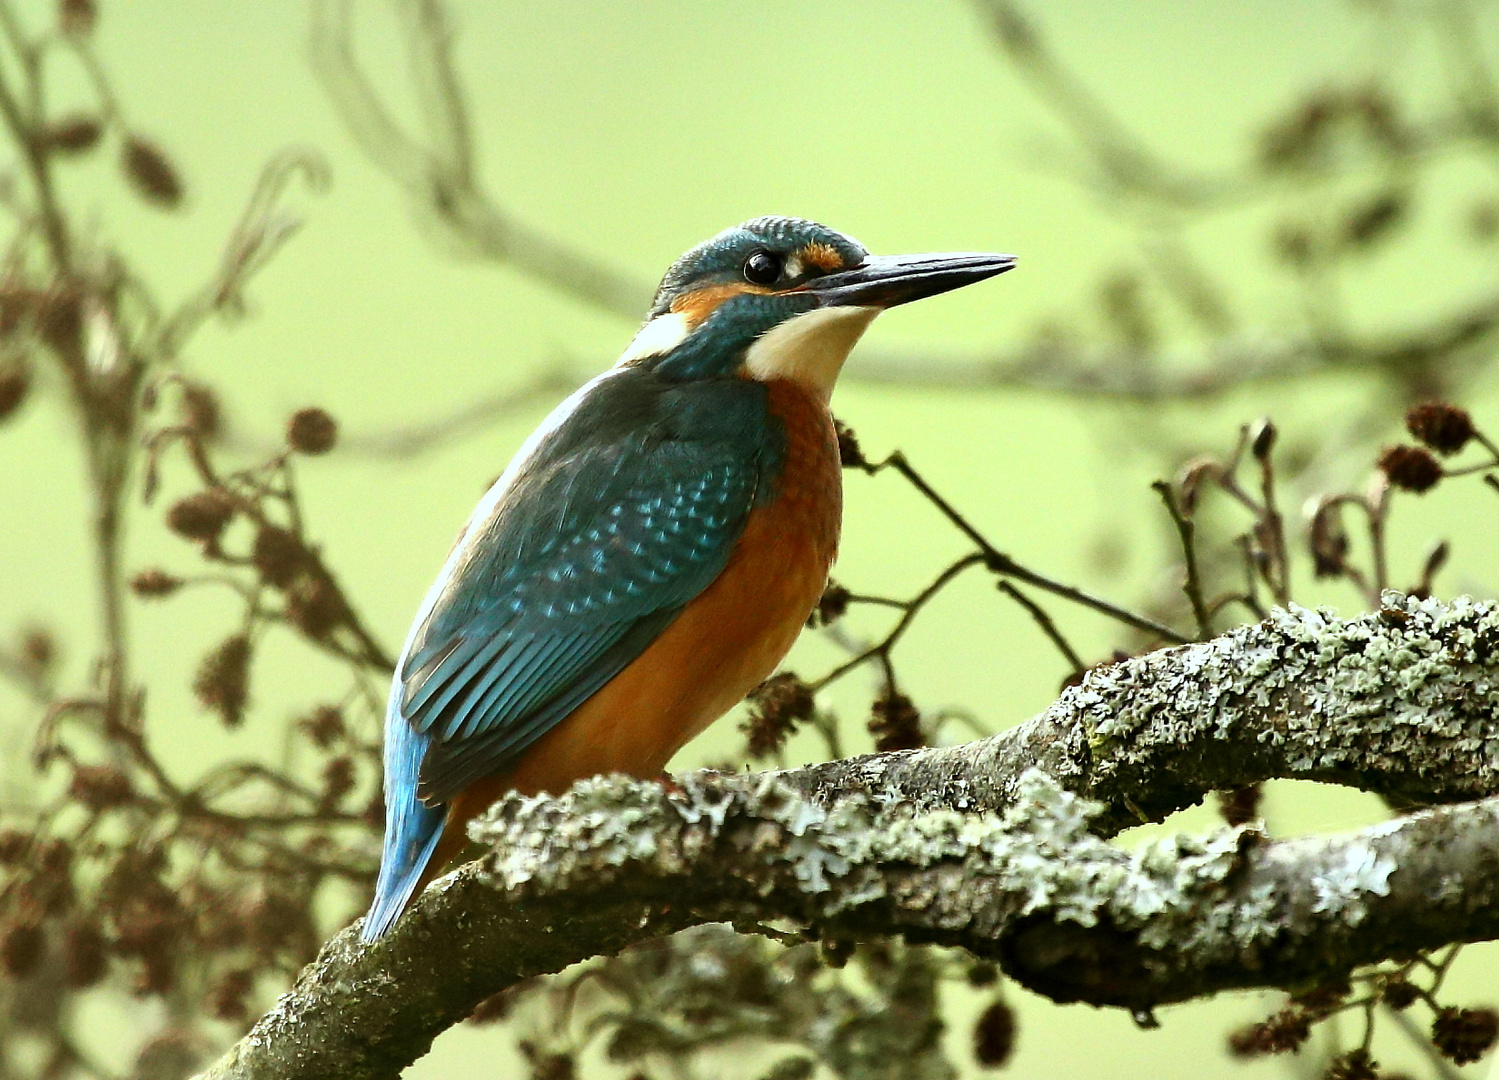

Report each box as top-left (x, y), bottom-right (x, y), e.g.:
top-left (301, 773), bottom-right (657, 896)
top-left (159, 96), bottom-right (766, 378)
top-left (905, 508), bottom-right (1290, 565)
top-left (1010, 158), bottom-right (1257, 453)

top-left (468, 765), bottom-right (1477, 1009)
top-left (1033, 592), bottom-right (1499, 820)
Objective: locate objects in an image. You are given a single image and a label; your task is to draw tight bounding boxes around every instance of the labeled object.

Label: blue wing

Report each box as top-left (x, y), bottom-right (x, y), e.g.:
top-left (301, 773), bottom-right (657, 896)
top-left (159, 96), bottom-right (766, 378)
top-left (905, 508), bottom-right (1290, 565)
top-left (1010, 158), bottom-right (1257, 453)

top-left (365, 369), bottom-right (782, 939)
top-left (406, 443), bottom-right (764, 800)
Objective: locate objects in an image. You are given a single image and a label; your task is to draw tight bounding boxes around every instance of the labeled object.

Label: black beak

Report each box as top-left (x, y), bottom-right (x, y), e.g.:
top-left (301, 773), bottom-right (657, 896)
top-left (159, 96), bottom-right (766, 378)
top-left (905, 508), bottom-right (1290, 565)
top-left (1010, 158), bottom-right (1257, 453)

top-left (806, 251), bottom-right (1017, 309)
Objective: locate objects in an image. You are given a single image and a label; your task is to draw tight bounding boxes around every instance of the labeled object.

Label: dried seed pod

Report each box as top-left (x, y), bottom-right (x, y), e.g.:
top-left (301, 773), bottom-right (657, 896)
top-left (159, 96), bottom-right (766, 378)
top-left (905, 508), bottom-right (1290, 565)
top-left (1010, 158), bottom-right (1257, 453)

top-left (468, 987), bottom-right (521, 1025)
top-left (121, 135), bottom-right (183, 208)
top-left (285, 576), bottom-right (348, 640)
top-left (193, 634), bottom-right (251, 727)
top-left (129, 569), bottom-right (184, 598)
top-left (1380, 973), bottom-right (1419, 1010)
top-left (1227, 1007), bottom-right (1312, 1057)
top-left (1250, 418), bottom-right (1277, 459)
top-left (520, 1047), bottom-right (576, 1080)
top-left (1323, 1048), bottom-right (1378, 1080)
top-left (966, 961), bottom-right (1000, 987)
top-left (1405, 401), bottom-right (1475, 456)
top-left (1377, 445), bottom-right (1442, 493)
top-left (320, 756), bottom-right (355, 809)
top-left (835, 419), bottom-right (865, 469)
top-left (166, 490), bottom-right (235, 542)
top-left (869, 687), bottom-right (924, 752)
top-left (69, 765), bottom-right (133, 810)
top-left (286, 407), bottom-right (338, 455)
top-left (41, 115), bottom-right (103, 155)
top-left (807, 581), bottom-right (850, 628)
top-left (1291, 979), bottom-right (1351, 1018)
top-left (740, 672), bottom-right (815, 759)
top-left (1175, 456), bottom-right (1222, 517)
top-left (973, 999), bottom-right (1017, 1068)
top-left (251, 524), bottom-right (306, 588)
top-left (297, 704), bottom-right (345, 749)
top-left (1307, 497), bottom-right (1350, 579)
top-left (1413, 540), bottom-right (1450, 600)
top-left (1431, 1006), bottom-right (1499, 1065)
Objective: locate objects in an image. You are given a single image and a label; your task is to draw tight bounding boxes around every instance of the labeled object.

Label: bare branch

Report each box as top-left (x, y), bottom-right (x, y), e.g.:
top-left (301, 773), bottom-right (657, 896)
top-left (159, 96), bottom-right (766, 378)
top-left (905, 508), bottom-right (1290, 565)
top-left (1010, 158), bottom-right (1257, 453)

top-left (338, 297), bottom-right (1499, 460)
top-left (337, 366), bottom-right (577, 458)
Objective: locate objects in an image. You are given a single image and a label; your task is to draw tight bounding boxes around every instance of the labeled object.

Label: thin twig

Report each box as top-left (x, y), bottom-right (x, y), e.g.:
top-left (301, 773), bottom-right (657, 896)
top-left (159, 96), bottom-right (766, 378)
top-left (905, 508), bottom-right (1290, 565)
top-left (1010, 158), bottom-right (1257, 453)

top-left (810, 554), bottom-right (986, 691)
top-left (1151, 481), bottom-right (1212, 639)
top-left (862, 451), bottom-right (1189, 644)
top-left (996, 581), bottom-right (1085, 675)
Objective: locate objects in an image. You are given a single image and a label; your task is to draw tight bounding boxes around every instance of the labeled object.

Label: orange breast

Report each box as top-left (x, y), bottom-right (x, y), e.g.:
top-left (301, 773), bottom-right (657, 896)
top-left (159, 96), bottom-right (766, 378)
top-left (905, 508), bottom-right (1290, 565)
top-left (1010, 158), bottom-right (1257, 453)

top-left (444, 378), bottom-right (841, 837)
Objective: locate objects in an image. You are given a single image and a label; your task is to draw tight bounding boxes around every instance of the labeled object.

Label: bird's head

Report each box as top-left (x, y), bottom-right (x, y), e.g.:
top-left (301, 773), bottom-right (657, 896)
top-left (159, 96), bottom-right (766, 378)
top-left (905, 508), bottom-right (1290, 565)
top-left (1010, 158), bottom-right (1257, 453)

top-left (617, 216), bottom-right (1015, 400)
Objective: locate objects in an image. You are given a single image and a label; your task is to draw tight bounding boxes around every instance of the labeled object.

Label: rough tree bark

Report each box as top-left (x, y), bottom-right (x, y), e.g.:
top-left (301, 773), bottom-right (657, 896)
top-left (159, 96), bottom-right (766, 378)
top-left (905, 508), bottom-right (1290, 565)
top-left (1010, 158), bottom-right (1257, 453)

top-left (196, 593), bottom-right (1499, 1080)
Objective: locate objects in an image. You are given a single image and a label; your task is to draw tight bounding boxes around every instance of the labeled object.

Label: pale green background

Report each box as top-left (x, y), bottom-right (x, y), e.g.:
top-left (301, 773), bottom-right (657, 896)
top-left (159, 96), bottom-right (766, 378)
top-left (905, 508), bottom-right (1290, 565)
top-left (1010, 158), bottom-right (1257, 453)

top-left (0, 0), bottom-right (1496, 1076)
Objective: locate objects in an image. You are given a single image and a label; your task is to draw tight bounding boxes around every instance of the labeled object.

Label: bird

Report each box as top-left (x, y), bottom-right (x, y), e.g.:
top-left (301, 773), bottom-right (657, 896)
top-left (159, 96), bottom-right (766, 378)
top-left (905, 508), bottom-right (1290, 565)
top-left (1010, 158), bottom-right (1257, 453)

top-left (362, 216), bottom-right (1014, 940)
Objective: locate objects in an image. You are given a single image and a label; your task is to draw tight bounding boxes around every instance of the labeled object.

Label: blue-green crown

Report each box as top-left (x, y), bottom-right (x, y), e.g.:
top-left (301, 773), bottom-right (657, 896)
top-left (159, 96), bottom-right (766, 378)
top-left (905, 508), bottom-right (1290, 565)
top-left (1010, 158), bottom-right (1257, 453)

top-left (646, 216), bottom-right (867, 318)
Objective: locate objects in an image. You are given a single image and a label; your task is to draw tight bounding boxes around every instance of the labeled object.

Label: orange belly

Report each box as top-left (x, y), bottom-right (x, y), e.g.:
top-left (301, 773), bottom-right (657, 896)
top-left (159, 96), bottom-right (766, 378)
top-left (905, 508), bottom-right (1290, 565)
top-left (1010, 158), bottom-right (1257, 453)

top-left (429, 378), bottom-right (841, 876)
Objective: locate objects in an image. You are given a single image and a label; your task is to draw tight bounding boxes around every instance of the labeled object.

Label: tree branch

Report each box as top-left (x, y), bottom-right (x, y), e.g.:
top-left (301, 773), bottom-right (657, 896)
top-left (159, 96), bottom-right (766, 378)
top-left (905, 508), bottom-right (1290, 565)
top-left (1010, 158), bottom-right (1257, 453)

top-left (197, 592), bottom-right (1499, 1079)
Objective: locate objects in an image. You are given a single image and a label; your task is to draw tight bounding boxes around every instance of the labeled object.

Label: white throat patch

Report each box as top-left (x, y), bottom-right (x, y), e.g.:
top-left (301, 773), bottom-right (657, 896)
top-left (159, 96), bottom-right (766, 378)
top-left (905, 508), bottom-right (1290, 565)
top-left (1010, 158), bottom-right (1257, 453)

top-left (742, 305), bottom-right (878, 400)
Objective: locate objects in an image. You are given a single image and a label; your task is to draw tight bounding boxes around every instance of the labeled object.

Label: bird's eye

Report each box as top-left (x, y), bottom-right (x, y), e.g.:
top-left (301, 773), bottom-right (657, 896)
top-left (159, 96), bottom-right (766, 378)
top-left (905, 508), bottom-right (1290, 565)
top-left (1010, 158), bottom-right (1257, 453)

top-left (742, 251), bottom-right (783, 286)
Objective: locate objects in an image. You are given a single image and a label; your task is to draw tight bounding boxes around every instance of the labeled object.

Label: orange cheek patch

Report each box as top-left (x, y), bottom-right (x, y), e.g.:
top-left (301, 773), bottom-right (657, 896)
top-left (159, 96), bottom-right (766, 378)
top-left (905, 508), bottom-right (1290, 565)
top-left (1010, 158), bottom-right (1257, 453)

top-left (801, 242), bottom-right (844, 272)
top-left (670, 282), bottom-right (772, 328)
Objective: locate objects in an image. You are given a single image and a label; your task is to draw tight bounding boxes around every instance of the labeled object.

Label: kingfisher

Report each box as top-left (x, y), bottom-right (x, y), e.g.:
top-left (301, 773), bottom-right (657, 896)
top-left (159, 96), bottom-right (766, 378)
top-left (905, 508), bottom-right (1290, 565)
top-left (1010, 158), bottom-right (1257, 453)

top-left (362, 216), bottom-right (1014, 940)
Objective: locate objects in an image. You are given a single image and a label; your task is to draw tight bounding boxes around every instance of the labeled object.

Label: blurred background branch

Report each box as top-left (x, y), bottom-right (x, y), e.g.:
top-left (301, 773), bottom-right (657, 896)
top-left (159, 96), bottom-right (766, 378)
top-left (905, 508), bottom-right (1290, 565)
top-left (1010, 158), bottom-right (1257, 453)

top-left (314, 0), bottom-right (1499, 468)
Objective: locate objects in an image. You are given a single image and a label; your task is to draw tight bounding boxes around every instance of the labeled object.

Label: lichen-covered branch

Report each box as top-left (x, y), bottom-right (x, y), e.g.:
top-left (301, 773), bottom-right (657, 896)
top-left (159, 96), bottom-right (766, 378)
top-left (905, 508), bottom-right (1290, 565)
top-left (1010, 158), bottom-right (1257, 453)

top-left (195, 593), bottom-right (1499, 1079)
top-left (199, 776), bottom-right (1499, 1080)
top-left (766, 591), bottom-right (1499, 836)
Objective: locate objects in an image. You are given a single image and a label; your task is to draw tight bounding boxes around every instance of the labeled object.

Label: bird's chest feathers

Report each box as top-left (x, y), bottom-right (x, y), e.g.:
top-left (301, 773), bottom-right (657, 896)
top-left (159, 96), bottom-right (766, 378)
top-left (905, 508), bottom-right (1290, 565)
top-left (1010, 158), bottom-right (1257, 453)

top-left (750, 378), bottom-right (842, 579)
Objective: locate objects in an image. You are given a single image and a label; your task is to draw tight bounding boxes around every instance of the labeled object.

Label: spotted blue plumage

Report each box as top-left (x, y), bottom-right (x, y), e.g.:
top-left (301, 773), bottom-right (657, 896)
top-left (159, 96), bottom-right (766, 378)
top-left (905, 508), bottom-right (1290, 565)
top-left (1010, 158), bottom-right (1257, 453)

top-left (363, 366), bottom-right (784, 939)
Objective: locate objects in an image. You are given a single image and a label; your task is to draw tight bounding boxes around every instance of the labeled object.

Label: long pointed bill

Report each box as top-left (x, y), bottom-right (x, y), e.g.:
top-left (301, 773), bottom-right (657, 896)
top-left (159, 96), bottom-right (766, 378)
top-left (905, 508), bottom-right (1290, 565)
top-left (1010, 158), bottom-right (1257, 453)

top-left (805, 251), bottom-right (1017, 309)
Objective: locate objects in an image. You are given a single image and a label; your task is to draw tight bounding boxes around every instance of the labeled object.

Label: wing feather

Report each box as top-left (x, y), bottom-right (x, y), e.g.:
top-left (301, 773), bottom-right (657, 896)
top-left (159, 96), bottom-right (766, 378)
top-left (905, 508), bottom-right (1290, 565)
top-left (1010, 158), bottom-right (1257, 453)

top-left (416, 611), bottom-right (679, 800)
top-left (406, 634), bottom-right (508, 732)
top-left (392, 370), bottom-right (783, 806)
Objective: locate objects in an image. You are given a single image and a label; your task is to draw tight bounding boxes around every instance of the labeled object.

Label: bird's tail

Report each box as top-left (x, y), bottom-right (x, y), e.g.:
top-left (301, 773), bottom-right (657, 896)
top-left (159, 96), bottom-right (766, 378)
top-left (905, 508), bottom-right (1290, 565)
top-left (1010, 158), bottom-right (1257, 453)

top-left (362, 694), bottom-right (446, 942)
